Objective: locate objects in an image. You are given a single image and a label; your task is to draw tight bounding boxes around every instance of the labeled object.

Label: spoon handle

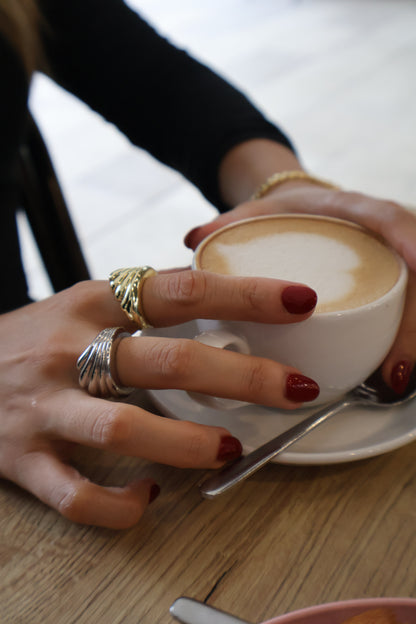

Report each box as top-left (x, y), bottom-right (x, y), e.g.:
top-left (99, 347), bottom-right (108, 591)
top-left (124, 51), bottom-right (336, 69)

top-left (170, 597), bottom-right (251, 624)
top-left (200, 398), bottom-right (351, 499)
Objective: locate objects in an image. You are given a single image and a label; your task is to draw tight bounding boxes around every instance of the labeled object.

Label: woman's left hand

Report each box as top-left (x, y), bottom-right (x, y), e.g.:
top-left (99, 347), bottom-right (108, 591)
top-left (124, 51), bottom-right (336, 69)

top-left (185, 183), bottom-right (416, 393)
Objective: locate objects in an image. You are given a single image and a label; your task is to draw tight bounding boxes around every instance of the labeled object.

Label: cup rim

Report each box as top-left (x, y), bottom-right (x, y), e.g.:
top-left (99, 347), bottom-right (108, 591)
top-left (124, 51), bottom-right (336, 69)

top-left (193, 213), bottom-right (408, 316)
top-left (261, 596), bottom-right (416, 623)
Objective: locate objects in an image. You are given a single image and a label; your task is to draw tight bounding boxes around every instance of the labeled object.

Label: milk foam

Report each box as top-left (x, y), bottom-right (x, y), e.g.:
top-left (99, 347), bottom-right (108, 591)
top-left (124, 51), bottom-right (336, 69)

top-left (215, 233), bottom-right (359, 306)
top-left (197, 216), bottom-right (401, 313)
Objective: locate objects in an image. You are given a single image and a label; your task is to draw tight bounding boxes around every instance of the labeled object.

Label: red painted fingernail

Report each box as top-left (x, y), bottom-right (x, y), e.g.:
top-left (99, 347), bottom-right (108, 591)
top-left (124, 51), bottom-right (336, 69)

top-left (184, 227), bottom-right (201, 249)
top-left (217, 435), bottom-right (243, 462)
top-left (285, 374), bottom-right (320, 402)
top-left (282, 286), bottom-right (317, 314)
top-left (149, 484), bottom-right (161, 504)
top-left (391, 361), bottom-right (413, 394)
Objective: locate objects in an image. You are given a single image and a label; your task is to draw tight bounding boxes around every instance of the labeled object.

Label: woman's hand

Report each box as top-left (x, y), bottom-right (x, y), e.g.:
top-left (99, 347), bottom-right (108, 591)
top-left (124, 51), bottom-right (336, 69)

top-left (0, 271), bottom-right (318, 529)
top-left (184, 183), bottom-right (416, 392)
top-left (186, 184), bottom-right (416, 268)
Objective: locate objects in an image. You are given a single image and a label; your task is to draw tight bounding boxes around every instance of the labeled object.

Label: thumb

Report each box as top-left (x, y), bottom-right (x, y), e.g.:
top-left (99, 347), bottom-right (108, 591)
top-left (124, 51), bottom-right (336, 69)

top-left (184, 203), bottom-right (257, 250)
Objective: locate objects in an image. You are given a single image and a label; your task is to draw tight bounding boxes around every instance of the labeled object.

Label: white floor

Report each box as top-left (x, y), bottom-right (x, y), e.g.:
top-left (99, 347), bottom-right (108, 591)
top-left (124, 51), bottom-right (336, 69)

top-left (23, 0), bottom-right (416, 301)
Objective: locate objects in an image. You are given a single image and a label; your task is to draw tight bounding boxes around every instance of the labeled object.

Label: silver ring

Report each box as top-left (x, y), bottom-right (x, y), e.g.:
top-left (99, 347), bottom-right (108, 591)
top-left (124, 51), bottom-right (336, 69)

top-left (76, 327), bottom-right (134, 397)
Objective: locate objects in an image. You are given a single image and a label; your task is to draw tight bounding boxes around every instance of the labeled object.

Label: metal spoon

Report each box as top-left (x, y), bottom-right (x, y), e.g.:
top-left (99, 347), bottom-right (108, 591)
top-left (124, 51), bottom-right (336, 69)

top-left (170, 597), bottom-right (251, 624)
top-left (200, 369), bottom-right (416, 499)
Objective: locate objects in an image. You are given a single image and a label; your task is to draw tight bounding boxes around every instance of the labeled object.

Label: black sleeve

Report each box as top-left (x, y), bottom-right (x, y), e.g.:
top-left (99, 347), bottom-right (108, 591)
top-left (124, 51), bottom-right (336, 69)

top-left (38, 0), bottom-right (295, 211)
top-left (0, 37), bottom-right (32, 312)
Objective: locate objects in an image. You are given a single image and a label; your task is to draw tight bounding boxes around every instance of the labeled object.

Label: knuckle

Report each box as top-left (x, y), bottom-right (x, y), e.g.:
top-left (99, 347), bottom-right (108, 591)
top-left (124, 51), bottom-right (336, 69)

top-left (25, 335), bottom-right (75, 380)
top-left (66, 280), bottom-right (104, 314)
top-left (166, 271), bottom-right (207, 306)
top-left (66, 280), bottom-right (92, 302)
top-left (243, 361), bottom-right (268, 399)
top-left (55, 482), bottom-right (84, 523)
top-left (338, 191), bottom-right (403, 222)
top-left (56, 486), bottom-right (79, 522)
top-left (90, 406), bottom-right (131, 448)
top-left (239, 277), bottom-right (263, 313)
top-left (149, 340), bottom-right (194, 379)
top-left (180, 427), bottom-right (211, 467)
top-left (380, 200), bottom-right (403, 222)
top-left (324, 187), bottom-right (345, 209)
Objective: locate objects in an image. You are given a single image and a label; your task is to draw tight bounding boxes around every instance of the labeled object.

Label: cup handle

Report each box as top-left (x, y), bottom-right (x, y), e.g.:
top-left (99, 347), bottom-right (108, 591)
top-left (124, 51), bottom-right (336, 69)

top-left (188, 330), bottom-right (251, 410)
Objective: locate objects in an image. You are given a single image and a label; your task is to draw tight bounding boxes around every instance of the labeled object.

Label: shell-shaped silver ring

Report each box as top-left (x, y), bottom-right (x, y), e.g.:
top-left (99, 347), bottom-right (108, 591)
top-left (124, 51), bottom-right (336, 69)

top-left (76, 327), bottom-right (134, 397)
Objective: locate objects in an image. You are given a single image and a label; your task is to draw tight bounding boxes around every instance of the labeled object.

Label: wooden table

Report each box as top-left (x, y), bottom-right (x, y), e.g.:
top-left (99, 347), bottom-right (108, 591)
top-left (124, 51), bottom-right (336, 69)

top-left (1, 390), bottom-right (415, 624)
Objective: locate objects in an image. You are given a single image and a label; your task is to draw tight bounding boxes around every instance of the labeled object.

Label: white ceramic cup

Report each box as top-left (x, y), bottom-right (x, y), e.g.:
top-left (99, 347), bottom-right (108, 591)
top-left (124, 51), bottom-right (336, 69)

top-left (190, 214), bottom-right (408, 409)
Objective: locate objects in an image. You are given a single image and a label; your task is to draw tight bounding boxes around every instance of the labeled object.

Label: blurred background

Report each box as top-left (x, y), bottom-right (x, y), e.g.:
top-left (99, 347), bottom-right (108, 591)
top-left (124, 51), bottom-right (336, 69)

top-left (23, 0), bottom-right (416, 300)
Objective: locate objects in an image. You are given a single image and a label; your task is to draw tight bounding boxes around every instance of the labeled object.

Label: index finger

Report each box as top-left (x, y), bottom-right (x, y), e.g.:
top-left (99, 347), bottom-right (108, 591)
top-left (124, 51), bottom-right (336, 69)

top-left (141, 270), bottom-right (317, 327)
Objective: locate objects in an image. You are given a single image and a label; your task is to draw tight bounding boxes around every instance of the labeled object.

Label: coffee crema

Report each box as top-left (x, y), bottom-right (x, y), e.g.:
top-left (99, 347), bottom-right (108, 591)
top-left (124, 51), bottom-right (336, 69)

top-left (196, 216), bottom-right (400, 313)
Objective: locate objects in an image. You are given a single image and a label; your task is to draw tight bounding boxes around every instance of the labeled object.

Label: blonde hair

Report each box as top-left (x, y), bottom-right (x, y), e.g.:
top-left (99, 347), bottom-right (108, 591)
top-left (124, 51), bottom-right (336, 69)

top-left (0, 0), bottom-right (42, 76)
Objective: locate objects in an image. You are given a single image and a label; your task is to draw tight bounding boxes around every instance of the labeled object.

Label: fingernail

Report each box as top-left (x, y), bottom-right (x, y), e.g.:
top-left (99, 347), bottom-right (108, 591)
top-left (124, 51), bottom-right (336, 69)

top-left (282, 286), bottom-right (317, 314)
top-left (285, 374), bottom-right (320, 402)
top-left (217, 435), bottom-right (243, 462)
top-left (149, 483), bottom-right (161, 504)
top-left (391, 360), bottom-right (413, 394)
top-left (184, 227), bottom-right (201, 249)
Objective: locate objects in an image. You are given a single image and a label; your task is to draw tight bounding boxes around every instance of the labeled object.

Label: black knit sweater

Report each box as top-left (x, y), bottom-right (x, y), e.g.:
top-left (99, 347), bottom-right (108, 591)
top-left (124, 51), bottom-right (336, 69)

top-left (0, 0), bottom-right (293, 312)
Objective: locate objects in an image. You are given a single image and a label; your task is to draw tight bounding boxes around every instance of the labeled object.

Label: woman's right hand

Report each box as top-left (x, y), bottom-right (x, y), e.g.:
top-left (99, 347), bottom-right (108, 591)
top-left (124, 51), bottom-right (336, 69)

top-left (0, 270), bottom-right (318, 529)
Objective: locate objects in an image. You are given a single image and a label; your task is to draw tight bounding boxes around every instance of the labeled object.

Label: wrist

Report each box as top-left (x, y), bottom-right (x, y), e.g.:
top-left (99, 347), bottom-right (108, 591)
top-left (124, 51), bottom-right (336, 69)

top-left (251, 171), bottom-right (339, 201)
top-left (218, 138), bottom-right (304, 207)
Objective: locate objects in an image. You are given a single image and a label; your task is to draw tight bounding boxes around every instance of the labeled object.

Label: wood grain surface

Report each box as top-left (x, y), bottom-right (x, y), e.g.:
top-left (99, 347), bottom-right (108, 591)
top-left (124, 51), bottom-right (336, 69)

top-left (4, 0), bottom-right (416, 622)
top-left (1, 424), bottom-right (415, 623)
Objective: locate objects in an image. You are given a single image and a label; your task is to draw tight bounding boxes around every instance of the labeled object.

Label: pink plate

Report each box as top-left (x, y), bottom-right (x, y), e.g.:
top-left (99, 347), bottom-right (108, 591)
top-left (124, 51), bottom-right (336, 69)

top-left (263, 598), bottom-right (416, 624)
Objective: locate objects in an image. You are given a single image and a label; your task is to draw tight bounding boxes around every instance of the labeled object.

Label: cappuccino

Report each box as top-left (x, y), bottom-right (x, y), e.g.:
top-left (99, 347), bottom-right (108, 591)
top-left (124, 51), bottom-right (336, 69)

top-left (196, 215), bottom-right (400, 313)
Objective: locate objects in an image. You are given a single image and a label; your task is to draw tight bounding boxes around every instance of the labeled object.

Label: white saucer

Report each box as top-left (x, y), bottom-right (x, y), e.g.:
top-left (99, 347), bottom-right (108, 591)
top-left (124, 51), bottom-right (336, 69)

top-left (144, 322), bottom-right (416, 465)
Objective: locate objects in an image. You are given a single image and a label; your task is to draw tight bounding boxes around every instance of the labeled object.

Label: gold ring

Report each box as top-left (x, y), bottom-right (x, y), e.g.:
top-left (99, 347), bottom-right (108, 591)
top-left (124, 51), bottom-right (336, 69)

top-left (109, 266), bottom-right (158, 328)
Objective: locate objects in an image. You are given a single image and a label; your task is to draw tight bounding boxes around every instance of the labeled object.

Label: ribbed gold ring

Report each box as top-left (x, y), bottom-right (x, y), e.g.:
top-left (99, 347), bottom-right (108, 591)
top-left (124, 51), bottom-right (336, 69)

top-left (109, 266), bottom-right (158, 328)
